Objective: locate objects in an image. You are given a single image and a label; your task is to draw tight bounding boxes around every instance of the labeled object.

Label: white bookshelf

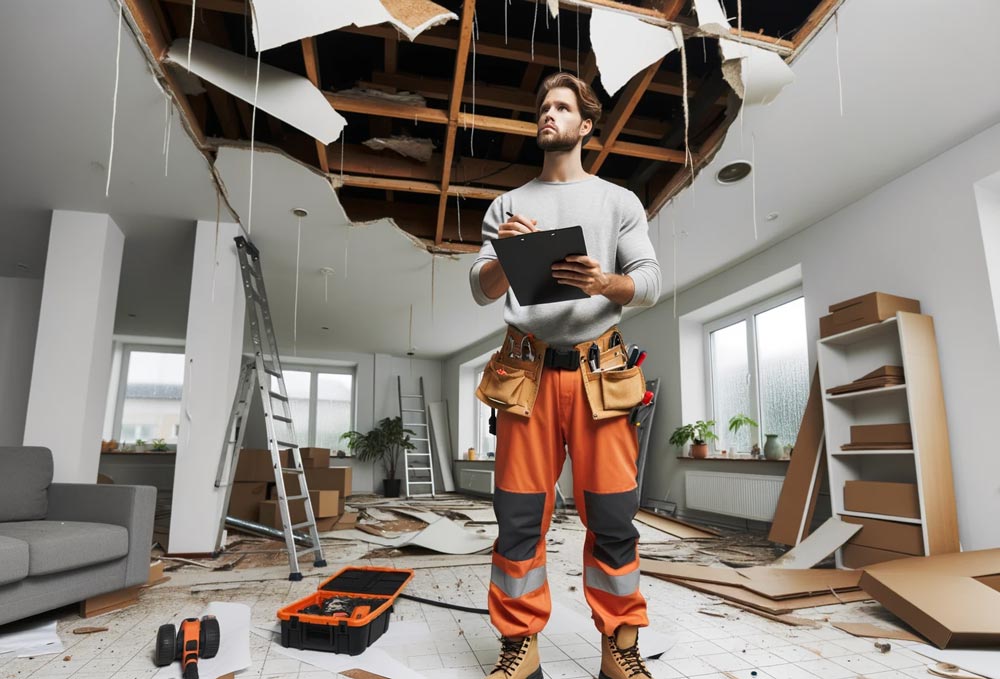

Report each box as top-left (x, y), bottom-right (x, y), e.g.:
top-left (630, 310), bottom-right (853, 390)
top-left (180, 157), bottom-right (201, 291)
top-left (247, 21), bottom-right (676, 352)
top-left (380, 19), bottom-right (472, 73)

top-left (817, 311), bottom-right (960, 567)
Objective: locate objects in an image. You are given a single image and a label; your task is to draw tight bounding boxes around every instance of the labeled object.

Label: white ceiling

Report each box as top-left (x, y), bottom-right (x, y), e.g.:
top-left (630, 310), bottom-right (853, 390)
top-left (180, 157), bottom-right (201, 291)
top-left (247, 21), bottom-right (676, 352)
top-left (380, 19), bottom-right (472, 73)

top-left (2, 0), bottom-right (999, 359)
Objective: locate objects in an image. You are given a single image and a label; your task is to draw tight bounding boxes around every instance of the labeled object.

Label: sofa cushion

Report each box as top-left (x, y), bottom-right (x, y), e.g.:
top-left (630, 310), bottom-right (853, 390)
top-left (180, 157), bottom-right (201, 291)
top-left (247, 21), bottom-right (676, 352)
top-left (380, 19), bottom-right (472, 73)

top-left (0, 521), bottom-right (128, 576)
top-left (0, 447), bottom-right (53, 521)
top-left (0, 536), bottom-right (29, 586)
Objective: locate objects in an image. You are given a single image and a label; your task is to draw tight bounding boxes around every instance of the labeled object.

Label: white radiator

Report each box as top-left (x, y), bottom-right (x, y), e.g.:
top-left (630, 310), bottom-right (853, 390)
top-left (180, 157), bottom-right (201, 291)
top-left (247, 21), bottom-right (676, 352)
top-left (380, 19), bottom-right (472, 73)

top-left (684, 471), bottom-right (783, 521)
top-left (459, 469), bottom-right (495, 495)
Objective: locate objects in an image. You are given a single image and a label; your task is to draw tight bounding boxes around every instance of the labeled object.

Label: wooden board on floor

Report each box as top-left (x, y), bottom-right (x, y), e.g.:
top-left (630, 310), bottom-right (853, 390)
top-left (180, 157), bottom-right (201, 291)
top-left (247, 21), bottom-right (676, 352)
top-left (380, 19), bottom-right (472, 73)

top-left (79, 585), bottom-right (142, 618)
top-left (649, 575), bottom-right (870, 614)
top-left (831, 621), bottom-right (924, 642)
top-left (639, 559), bottom-right (862, 599)
top-left (769, 369), bottom-right (825, 546)
top-left (634, 510), bottom-right (717, 539)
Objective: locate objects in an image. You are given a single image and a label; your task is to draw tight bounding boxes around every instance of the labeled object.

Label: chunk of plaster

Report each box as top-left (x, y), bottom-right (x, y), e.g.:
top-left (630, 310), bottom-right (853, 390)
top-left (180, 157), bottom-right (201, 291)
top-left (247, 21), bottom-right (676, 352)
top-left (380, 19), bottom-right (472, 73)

top-left (589, 7), bottom-right (677, 97)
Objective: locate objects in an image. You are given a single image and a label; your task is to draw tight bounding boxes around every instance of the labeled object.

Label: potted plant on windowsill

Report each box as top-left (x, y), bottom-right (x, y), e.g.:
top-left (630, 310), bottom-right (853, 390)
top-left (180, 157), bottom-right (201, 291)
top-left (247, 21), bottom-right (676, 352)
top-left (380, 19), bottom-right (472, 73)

top-left (727, 414), bottom-right (758, 455)
top-left (669, 420), bottom-right (718, 459)
top-left (340, 416), bottom-right (415, 498)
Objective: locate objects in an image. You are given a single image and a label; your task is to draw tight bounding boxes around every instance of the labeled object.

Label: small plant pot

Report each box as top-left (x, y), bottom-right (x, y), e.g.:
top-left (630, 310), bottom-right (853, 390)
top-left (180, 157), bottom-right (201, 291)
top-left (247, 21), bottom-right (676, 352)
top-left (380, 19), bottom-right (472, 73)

top-left (689, 443), bottom-right (709, 459)
top-left (383, 478), bottom-right (401, 498)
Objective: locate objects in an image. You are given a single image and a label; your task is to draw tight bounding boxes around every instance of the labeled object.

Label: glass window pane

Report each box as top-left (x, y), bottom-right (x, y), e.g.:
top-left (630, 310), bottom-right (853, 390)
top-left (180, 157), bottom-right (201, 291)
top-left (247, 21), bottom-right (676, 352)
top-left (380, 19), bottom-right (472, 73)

top-left (315, 373), bottom-right (353, 452)
top-left (711, 321), bottom-right (751, 453)
top-left (272, 370), bottom-right (311, 445)
top-left (755, 297), bottom-right (809, 451)
top-left (120, 351), bottom-right (184, 444)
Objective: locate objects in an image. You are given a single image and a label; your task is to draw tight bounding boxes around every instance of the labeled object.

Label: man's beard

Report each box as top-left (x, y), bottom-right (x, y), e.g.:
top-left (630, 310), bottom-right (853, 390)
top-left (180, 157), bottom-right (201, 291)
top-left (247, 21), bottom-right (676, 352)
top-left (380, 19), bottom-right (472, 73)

top-left (536, 126), bottom-right (580, 152)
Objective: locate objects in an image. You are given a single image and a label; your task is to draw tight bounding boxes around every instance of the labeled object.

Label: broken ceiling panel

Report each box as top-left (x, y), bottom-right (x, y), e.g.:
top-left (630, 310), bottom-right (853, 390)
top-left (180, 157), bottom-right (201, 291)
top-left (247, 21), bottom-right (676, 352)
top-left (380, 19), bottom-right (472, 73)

top-left (720, 39), bottom-right (796, 105)
top-left (363, 135), bottom-right (435, 163)
top-left (693, 0), bottom-right (731, 35)
top-left (166, 39), bottom-right (346, 144)
top-left (249, 0), bottom-right (459, 52)
top-left (589, 7), bottom-right (678, 97)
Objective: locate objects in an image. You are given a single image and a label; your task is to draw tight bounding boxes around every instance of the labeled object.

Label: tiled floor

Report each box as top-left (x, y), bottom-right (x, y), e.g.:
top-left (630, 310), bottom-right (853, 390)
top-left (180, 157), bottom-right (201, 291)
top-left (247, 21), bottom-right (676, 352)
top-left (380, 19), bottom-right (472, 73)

top-left (0, 517), bottom-right (937, 679)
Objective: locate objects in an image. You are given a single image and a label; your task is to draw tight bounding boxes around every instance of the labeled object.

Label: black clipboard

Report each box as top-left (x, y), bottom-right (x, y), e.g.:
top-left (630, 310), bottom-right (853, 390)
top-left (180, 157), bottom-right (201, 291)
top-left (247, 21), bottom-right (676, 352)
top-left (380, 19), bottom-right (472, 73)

top-left (491, 226), bottom-right (590, 306)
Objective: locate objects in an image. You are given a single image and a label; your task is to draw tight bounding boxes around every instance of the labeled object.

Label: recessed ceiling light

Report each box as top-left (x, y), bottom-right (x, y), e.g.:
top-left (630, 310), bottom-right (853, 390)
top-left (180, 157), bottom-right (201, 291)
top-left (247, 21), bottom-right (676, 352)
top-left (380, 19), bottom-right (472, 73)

top-left (15, 262), bottom-right (29, 271)
top-left (766, 212), bottom-right (780, 221)
top-left (319, 266), bottom-right (336, 276)
top-left (127, 313), bottom-right (137, 318)
top-left (716, 161), bottom-right (752, 185)
top-left (321, 326), bottom-right (329, 331)
top-left (292, 208), bottom-right (308, 218)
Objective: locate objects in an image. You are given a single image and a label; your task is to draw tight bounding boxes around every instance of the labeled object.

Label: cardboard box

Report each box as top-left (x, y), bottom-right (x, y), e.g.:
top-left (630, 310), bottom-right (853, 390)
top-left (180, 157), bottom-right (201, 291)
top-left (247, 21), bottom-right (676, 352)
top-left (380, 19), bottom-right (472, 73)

top-left (333, 511), bottom-right (359, 531)
top-left (311, 490), bottom-right (341, 518)
top-left (860, 549), bottom-right (1000, 648)
top-left (227, 482), bottom-right (268, 521)
top-left (258, 498), bottom-right (339, 532)
top-left (843, 481), bottom-right (920, 519)
top-left (841, 543), bottom-right (914, 568)
top-left (303, 466), bottom-right (352, 497)
top-left (850, 424), bottom-right (912, 445)
top-left (819, 292), bottom-right (921, 338)
top-left (841, 515), bottom-right (924, 555)
top-left (234, 449), bottom-right (289, 482)
top-left (300, 447), bottom-right (331, 468)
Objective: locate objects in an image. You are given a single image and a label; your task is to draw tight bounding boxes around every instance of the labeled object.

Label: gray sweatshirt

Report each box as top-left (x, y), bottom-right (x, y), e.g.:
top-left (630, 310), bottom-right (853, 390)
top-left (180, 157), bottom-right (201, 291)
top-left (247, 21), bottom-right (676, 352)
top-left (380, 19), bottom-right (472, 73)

top-left (470, 176), bottom-right (661, 349)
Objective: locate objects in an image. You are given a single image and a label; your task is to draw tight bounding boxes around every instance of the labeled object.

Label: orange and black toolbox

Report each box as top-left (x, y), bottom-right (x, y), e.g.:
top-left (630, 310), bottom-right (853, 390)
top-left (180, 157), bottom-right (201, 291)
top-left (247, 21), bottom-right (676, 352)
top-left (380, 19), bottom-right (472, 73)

top-left (277, 566), bottom-right (414, 655)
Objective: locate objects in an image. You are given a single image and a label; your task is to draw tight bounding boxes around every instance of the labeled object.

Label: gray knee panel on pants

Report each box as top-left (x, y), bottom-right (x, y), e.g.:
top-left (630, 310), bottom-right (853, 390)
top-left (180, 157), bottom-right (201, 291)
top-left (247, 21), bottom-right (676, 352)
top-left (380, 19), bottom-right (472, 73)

top-left (494, 487), bottom-right (546, 562)
top-left (584, 488), bottom-right (640, 569)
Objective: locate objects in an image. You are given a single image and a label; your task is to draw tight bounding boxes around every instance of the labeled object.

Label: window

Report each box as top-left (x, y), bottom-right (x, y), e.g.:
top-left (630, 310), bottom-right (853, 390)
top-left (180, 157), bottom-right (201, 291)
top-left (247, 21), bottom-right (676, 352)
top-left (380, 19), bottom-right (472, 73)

top-left (115, 346), bottom-right (185, 445)
top-left (705, 291), bottom-right (809, 454)
top-left (473, 370), bottom-right (497, 460)
top-left (270, 367), bottom-right (355, 450)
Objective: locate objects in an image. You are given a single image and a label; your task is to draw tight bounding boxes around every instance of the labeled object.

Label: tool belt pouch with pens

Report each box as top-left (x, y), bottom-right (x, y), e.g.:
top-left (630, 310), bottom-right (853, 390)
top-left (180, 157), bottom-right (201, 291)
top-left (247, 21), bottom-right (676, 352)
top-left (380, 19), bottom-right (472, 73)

top-left (580, 328), bottom-right (646, 420)
top-left (475, 327), bottom-right (545, 417)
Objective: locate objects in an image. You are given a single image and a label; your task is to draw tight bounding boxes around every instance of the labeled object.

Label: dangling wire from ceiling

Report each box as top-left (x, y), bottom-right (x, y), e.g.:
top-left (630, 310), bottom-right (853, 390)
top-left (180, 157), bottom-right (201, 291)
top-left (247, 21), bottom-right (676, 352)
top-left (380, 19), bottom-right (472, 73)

top-left (247, 4), bottom-right (261, 235)
top-left (293, 213), bottom-right (302, 355)
top-left (105, 0), bottom-right (123, 198)
top-left (187, 0), bottom-right (196, 71)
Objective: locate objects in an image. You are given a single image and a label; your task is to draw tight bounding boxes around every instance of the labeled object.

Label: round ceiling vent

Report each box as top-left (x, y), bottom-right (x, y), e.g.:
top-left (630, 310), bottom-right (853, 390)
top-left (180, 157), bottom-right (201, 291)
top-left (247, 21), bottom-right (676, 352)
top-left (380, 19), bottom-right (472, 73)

top-left (716, 161), bottom-right (752, 184)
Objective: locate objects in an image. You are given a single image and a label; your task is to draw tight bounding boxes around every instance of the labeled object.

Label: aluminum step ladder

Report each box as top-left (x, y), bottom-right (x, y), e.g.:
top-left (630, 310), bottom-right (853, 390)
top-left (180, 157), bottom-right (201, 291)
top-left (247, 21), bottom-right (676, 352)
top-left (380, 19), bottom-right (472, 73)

top-left (213, 236), bottom-right (326, 581)
top-left (398, 376), bottom-right (435, 498)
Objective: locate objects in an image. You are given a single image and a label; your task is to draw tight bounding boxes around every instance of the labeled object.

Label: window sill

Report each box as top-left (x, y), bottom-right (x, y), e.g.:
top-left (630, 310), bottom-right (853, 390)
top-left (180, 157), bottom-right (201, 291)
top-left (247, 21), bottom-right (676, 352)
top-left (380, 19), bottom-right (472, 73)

top-left (676, 455), bottom-right (790, 463)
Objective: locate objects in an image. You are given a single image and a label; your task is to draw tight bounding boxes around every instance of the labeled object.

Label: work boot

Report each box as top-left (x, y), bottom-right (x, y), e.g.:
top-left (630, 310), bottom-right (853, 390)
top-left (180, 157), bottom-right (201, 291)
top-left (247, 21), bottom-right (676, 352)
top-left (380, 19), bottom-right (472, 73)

top-left (599, 625), bottom-right (652, 679)
top-left (486, 634), bottom-right (542, 679)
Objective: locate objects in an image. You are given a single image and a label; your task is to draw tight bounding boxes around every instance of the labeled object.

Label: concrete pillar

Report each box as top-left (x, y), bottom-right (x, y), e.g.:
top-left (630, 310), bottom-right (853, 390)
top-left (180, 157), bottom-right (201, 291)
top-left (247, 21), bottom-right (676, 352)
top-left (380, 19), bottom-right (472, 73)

top-left (23, 210), bottom-right (124, 482)
top-left (168, 221), bottom-right (245, 554)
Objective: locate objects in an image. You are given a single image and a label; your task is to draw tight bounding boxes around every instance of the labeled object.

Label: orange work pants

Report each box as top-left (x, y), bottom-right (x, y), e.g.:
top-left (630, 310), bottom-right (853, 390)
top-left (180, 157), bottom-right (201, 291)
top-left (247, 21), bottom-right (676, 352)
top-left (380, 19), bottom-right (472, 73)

top-left (488, 364), bottom-right (648, 638)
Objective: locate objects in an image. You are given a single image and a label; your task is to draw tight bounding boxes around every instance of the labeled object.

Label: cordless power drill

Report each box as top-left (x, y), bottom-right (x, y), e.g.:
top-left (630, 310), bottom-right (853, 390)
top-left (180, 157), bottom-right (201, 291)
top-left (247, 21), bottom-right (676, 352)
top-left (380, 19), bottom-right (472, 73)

top-left (153, 615), bottom-right (221, 679)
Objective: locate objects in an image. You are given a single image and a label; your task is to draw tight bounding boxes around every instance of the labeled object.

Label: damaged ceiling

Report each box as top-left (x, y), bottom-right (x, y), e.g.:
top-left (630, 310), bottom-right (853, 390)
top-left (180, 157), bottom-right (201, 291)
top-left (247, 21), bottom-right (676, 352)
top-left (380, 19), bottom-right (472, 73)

top-left (129, 0), bottom-right (837, 252)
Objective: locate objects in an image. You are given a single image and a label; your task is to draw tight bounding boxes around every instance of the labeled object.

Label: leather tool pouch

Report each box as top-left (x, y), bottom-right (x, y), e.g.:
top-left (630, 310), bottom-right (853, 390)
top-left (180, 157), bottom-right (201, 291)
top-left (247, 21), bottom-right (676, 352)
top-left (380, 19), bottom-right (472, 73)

top-left (580, 330), bottom-right (646, 420)
top-left (475, 329), bottom-right (545, 417)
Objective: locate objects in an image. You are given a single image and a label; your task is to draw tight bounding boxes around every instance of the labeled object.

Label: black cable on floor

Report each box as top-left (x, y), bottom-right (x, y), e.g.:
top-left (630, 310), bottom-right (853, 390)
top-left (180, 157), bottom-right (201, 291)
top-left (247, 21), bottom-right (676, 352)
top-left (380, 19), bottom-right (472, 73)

top-left (398, 593), bottom-right (489, 614)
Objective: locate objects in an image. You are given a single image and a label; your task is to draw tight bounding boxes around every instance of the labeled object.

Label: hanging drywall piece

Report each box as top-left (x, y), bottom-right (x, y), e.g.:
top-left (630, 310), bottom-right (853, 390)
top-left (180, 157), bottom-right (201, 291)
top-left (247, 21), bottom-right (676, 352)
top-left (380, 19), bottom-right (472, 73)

top-left (589, 7), bottom-right (678, 97)
top-left (166, 39), bottom-right (345, 144)
top-left (546, 0), bottom-right (559, 19)
top-left (692, 0), bottom-right (730, 35)
top-left (250, 0), bottom-right (458, 53)
top-left (719, 39), bottom-right (795, 105)
top-left (363, 136), bottom-right (434, 163)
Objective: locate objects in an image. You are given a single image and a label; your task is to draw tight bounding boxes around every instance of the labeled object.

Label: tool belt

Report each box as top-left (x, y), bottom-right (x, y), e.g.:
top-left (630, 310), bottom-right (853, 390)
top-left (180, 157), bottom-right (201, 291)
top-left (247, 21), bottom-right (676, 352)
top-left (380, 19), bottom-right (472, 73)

top-left (475, 325), bottom-right (646, 420)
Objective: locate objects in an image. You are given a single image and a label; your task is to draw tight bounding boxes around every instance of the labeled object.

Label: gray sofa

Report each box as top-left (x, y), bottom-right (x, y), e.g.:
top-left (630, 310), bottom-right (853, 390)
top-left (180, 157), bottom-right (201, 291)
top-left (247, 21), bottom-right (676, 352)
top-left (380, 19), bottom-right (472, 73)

top-left (0, 446), bottom-right (156, 626)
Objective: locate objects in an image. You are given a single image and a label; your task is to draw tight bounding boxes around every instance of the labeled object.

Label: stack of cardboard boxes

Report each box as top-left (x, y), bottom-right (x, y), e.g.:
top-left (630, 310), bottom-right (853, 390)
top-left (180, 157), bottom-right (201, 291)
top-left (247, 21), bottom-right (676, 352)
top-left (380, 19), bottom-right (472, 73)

top-left (228, 448), bottom-right (356, 532)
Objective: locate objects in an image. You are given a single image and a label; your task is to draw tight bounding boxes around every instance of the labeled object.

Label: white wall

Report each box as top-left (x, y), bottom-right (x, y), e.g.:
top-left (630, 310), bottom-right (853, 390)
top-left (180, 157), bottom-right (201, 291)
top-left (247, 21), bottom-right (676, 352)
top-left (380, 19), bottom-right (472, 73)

top-left (975, 175), bottom-right (1000, 343)
top-left (623, 121), bottom-right (1000, 550)
top-left (0, 276), bottom-right (42, 446)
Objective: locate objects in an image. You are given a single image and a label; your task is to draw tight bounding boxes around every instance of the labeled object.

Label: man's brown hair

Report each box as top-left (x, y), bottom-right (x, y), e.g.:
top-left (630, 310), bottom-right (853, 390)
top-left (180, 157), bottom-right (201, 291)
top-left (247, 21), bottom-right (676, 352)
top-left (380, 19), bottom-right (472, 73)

top-left (535, 72), bottom-right (602, 143)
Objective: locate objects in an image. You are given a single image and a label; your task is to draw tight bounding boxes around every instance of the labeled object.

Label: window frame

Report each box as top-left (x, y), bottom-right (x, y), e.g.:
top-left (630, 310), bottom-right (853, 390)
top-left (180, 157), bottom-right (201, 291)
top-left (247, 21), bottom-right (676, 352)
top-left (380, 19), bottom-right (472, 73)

top-left (113, 343), bottom-right (186, 447)
top-left (472, 367), bottom-right (497, 460)
top-left (276, 364), bottom-right (357, 449)
top-left (703, 287), bottom-right (805, 453)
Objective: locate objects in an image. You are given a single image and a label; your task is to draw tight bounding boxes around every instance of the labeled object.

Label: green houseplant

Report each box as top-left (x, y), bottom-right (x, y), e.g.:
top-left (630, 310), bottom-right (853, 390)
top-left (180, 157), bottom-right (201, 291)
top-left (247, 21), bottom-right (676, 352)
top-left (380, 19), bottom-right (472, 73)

top-left (727, 414), bottom-right (758, 454)
top-left (150, 438), bottom-right (169, 452)
top-left (341, 416), bottom-right (415, 497)
top-left (669, 420), bottom-right (718, 459)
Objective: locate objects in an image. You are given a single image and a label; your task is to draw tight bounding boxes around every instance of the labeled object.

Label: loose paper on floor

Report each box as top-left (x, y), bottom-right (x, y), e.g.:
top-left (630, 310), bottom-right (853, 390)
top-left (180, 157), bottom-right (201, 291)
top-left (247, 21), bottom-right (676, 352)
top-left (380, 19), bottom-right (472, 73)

top-left (325, 515), bottom-right (494, 554)
top-left (0, 620), bottom-right (63, 658)
top-left (904, 642), bottom-right (1000, 679)
top-left (166, 39), bottom-right (345, 144)
top-left (153, 602), bottom-right (250, 679)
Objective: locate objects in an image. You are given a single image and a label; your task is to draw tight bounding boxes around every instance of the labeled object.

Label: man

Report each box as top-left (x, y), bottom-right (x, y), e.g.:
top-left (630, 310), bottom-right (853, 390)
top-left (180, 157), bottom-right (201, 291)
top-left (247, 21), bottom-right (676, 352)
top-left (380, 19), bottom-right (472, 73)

top-left (469, 72), bottom-right (662, 679)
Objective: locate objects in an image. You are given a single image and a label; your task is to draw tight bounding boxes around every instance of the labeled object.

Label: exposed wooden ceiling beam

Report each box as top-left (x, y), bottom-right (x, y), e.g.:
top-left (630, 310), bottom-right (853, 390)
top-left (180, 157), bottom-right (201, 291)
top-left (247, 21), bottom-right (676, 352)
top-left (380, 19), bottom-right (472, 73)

top-left (500, 62), bottom-right (545, 162)
top-left (301, 37), bottom-right (330, 172)
top-left (435, 0), bottom-right (477, 245)
top-left (364, 71), bottom-right (668, 139)
top-left (339, 196), bottom-right (486, 247)
top-left (334, 173), bottom-right (502, 201)
top-left (792, 0), bottom-right (845, 54)
top-left (324, 92), bottom-right (449, 124)
top-left (584, 58), bottom-right (662, 174)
